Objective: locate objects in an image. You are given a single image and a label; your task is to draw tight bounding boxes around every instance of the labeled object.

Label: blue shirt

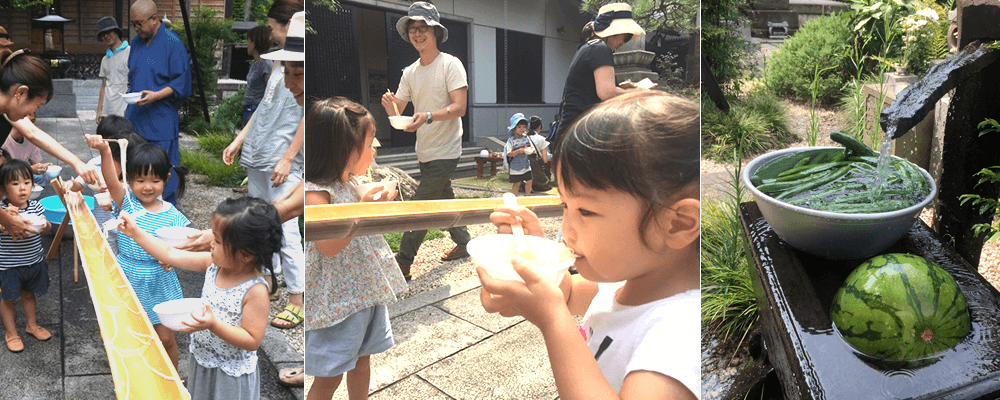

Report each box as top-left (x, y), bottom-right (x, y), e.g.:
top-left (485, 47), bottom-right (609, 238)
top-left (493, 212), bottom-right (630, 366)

top-left (125, 24), bottom-right (192, 141)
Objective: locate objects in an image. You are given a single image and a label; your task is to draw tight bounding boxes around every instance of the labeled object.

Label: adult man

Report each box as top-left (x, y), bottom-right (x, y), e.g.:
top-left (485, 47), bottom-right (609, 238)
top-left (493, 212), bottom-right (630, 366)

top-left (124, 0), bottom-right (191, 205)
top-left (382, 1), bottom-right (470, 280)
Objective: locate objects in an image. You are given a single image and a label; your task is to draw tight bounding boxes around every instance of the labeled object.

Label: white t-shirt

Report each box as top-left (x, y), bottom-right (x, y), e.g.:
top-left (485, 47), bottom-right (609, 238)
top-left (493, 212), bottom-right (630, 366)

top-left (395, 52), bottom-right (467, 163)
top-left (100, 45), bottom-right (130, 117)
top-left (582, 283), bottom-right (701, 398)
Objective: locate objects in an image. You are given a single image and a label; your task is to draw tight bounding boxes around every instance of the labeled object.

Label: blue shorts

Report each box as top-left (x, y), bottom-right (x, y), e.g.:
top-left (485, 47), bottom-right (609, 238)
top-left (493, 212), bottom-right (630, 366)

top-left (305, 305), bottom-right (393, 377)
top-left (0, 260), bottom-right (49, 301)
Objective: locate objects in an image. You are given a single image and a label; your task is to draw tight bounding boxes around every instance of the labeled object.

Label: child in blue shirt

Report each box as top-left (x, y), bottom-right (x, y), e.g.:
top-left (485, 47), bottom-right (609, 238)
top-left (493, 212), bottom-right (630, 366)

top-left (503, 113), bottom-right (534, 196)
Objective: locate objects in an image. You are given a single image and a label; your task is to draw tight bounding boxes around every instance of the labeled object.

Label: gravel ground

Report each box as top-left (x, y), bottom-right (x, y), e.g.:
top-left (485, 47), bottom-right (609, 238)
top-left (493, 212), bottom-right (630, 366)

top-left (175, 133), bottom-right (305, 360)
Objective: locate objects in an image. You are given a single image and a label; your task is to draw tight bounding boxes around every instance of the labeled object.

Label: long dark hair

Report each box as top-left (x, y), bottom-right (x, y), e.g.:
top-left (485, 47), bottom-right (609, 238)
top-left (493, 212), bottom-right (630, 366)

top-left (267, 0), bottom-right (303, 25)
top-left (304, 97), bottom-right (374, 186)
top-left (0, 49), bottom-right (53, 103)
top-left (555, 90), bottom-right (699, 246)
top-left (212, 197), bottom-right (283, 294)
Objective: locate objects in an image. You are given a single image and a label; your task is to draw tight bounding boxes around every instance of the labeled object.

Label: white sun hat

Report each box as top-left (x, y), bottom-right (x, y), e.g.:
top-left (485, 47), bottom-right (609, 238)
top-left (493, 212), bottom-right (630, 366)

top-left (592, 3), bottom-right (645, 40)
top-left (262, 11), bottom-right (304, 62)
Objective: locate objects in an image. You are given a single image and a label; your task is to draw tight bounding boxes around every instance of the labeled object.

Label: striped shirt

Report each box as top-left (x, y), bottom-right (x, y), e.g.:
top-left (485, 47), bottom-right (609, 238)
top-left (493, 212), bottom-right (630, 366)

top-left (0, 200), bottom-right (45, 269)
top-left (115, 190), bottom-right (190, 325)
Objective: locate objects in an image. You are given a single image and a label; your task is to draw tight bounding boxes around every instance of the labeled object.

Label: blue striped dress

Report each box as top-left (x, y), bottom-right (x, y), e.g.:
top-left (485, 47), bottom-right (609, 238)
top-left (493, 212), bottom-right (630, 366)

top-left (116, 190), bottom-right (191, 325)
top-left (0, 200), bottom-right (46, 269)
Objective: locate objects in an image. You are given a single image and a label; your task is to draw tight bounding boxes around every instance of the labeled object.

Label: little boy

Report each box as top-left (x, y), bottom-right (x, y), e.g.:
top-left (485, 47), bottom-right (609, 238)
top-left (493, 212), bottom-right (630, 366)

top-left (3, 110), bottom-right (52, 187)
top-left (0, 159), bottom-right (52, 353)
top-left (502, 113), bottom-right (534, 196)
top-left (242, 25), bottom-right (272, 128)
top-left (95, 16), bottom-right (130, 124)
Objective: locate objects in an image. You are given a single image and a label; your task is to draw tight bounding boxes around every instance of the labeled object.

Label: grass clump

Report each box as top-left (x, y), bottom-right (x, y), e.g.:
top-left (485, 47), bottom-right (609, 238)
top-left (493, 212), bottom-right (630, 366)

top-left (384, 229), bottom-right (446, 253)
top-left (702, 89), bottom-right (793, 162)
top-left (180, 148), bottom-right (246, 187)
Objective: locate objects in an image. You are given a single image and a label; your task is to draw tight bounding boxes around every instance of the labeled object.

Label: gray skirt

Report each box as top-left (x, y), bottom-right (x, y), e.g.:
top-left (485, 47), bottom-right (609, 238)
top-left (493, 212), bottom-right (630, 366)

top-left (187, 356), bottom-right (260, 400)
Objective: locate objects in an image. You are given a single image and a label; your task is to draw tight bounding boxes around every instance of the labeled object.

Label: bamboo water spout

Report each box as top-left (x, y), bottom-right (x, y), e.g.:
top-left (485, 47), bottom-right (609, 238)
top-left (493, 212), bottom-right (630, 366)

top-left (879, 41), bottom-right (998, 139)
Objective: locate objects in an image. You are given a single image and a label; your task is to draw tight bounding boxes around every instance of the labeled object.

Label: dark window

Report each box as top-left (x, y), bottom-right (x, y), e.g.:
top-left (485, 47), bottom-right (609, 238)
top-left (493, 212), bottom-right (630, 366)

top-left (495, 29), bottom-right (542, 104)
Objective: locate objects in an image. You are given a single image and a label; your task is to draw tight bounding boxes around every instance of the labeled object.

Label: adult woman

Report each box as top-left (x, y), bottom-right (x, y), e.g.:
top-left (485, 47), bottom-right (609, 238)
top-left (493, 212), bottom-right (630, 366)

top-left (0, 49), bottom-right (99, 239)
top-left (222, 1), bottom-right (305, 332)
top-left (553, 3), bottom-right (645, 144)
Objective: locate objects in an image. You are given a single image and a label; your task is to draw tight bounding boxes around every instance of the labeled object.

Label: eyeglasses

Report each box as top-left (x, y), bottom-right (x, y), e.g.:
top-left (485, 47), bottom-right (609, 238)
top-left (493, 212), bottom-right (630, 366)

top-left (407, 25), bottom-right (431, 34)
top-left (130, 15), bottom-right (156, 29)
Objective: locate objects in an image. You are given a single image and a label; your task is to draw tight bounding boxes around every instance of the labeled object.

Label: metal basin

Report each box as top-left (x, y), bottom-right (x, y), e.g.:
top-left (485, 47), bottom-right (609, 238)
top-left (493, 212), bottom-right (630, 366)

top-left (742, 147), bottom-right (937, 259)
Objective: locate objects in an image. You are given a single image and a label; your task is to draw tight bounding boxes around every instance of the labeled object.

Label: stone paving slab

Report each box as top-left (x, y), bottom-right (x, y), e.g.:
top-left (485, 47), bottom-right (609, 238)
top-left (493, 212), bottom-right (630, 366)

top-left (431, 287), bottom-right (523, 333)
top-left (64, 374), bottom-right (116, 399)
top-left (332, 306), bottom-right (492, 400)
top-left (370, 375), bottom-right (454, 399)
top-left (419, 321), bottom-right (559, 400)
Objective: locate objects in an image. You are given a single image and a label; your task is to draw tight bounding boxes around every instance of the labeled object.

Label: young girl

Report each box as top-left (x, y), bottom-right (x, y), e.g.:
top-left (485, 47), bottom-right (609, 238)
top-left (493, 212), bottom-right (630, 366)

top-left (503, 113), bottom-right (534, 196)
top-left (303, 97), bottom-right (405, 400)
top-left (86, 135), bottom-right (191, 370)
top-left (117, 196), bottom-right (280, 399)
top-left (0, 159), bottom-right (52, 353)
top-left (479, 91), bottom-right (701, 399)
top-left (241, 25), bottom-right (272, 128)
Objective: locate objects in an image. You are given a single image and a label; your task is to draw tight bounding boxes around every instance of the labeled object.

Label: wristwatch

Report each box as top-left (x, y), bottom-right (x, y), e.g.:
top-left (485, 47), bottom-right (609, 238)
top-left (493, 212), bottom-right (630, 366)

top-left (426, 111), bottom-right (433, 124)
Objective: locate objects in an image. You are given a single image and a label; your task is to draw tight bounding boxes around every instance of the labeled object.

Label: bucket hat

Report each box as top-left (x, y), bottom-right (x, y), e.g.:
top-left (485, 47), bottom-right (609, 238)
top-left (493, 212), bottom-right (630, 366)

top-left (0, 25), bottom-right (14, 47)
top-left (96, 17), bottom-right (123, 42)
top-left (592, 3), bottom-right (645, 40)
top-left (262, 11), bottom-right (304, 62)
top-left (395, 2), bottom-right (448, 43)
top-left (508, 113), bottom-right (528, 131)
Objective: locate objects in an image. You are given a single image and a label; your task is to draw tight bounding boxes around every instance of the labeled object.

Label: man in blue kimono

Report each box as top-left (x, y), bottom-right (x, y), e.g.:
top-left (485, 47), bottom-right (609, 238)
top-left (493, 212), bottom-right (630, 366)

top-left (125, 0), bottom-right (191, 205)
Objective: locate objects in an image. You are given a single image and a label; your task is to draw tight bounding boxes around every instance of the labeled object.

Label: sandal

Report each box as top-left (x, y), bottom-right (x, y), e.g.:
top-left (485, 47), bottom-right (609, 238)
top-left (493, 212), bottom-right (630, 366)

top-left (278, 367), bottom-right (305, 387)
top-left (271, 305), bottom-right (304, 329)
top-left (5, 334), bottom-right (23, 353)
top-left (25, 326), bottom-right (51, 341)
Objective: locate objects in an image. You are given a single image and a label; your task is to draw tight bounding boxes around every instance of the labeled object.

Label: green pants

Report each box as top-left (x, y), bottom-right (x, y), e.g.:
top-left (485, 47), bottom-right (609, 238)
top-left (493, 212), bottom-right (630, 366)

top-left (396, 158), bottom-right (471, 266)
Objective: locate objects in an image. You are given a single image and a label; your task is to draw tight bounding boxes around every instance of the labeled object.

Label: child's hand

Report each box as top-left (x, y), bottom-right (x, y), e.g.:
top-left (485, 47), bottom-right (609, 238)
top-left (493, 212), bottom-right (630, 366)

top-left (490, 205), bottom-right (545, 238)
top-left (179, 303), bottom-right (216, 333)
top-left (85, 134), bottom-right (110, 151)
top-left (31, 162), bottom-right (51, 175)
top-left (159, 261), bottom-right (174, 272)
top-left (40, 216), bottom-right (50, 234)
top-left (359, 185), bottom-right (396, 203)
top-left (116, 214), bottom-right (139, 238)
top-left (477, 256), bottom-right (568, 328)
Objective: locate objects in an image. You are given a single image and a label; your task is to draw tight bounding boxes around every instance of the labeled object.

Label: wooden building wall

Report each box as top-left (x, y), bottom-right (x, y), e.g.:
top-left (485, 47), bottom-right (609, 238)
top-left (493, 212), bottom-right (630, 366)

top-left (1, 0), bottom-right (227, 54)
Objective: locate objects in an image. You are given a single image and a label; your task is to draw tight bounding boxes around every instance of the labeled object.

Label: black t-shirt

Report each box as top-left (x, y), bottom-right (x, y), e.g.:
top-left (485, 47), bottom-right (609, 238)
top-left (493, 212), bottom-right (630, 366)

top-left (558, 39), bottom-right (614, 135)
top-left (0, 117), bottom-right (11, 145)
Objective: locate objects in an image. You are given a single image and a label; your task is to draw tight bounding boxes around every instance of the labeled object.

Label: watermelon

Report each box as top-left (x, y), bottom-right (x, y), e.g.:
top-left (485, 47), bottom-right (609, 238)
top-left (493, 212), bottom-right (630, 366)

top-left (831, 253), bottom-right (971, 361)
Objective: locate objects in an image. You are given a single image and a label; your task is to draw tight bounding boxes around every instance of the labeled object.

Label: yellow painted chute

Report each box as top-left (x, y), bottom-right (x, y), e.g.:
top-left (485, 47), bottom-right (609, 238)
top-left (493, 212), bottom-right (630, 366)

top-left (65, 192), bottom-right (190, 399)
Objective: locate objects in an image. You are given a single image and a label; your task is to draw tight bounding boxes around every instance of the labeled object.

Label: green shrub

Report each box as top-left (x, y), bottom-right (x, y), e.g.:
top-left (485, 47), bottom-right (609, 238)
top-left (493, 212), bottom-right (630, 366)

top-left (180, 148), bottom-right (246, 187)
top-left (212, 89), bottom-right (245, 134)
top-left (171, 6), bottom-right (239, 127)
top-left (703, 0), bottom-right (757, 90)
top-left (702, 90), bottom-right (794, 162)
top-left (764, 13), bottom-right (853, 103)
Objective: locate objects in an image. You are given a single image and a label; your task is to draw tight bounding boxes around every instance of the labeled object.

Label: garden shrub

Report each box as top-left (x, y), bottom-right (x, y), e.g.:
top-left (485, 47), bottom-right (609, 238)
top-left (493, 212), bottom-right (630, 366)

top-left (703, 0), bottom-right (757, 91)
top-left (171, 6), bottom-right (239, 128)
top-left (702, 89), bottom-right (794, 162)
top-left (764, 13), bottom-right (853, 104)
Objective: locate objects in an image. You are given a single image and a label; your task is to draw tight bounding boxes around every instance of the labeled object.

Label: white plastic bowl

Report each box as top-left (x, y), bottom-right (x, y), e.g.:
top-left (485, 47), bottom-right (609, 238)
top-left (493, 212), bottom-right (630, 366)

top-left (21, 213), bottom-right (45, 232)
top-left (30, 185), bottom-right (43, 200)
top-left (122, 92), bottom-right (143, 105)
top-left (354, 180), bottom-right (397, 199)
top-left (46, 165), bottom-right (62, 179)
top-left (153, 298), bottom-right (205, 331)
top-left (389, 116), bottom-right (414, 130)
top-left (468, 234), bottom-right (576, 286)
top-left (743, 147), bottom-right (937, 259)
top-left (155, 226), bottom-right (202, 248)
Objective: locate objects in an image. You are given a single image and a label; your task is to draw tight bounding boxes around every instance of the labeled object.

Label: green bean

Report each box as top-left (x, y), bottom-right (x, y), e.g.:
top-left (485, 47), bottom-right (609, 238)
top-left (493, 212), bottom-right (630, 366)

top-left (776, 161), bottom-right (850, 182)
top-left (777, 166), bottom-right (851, 200)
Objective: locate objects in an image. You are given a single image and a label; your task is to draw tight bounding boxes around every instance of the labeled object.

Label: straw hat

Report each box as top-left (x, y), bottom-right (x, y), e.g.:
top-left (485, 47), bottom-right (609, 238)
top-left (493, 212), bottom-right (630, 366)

top-left (262, 11), bottom-right (304, 62)
top-left (96, 17), bottom-right (124, 41)
top-left (0, 25), bottom-right (13, 47)
top-left (592, 3), bottom-right (645, 40)
top-left (395, 2), bottom-right (448, 43)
